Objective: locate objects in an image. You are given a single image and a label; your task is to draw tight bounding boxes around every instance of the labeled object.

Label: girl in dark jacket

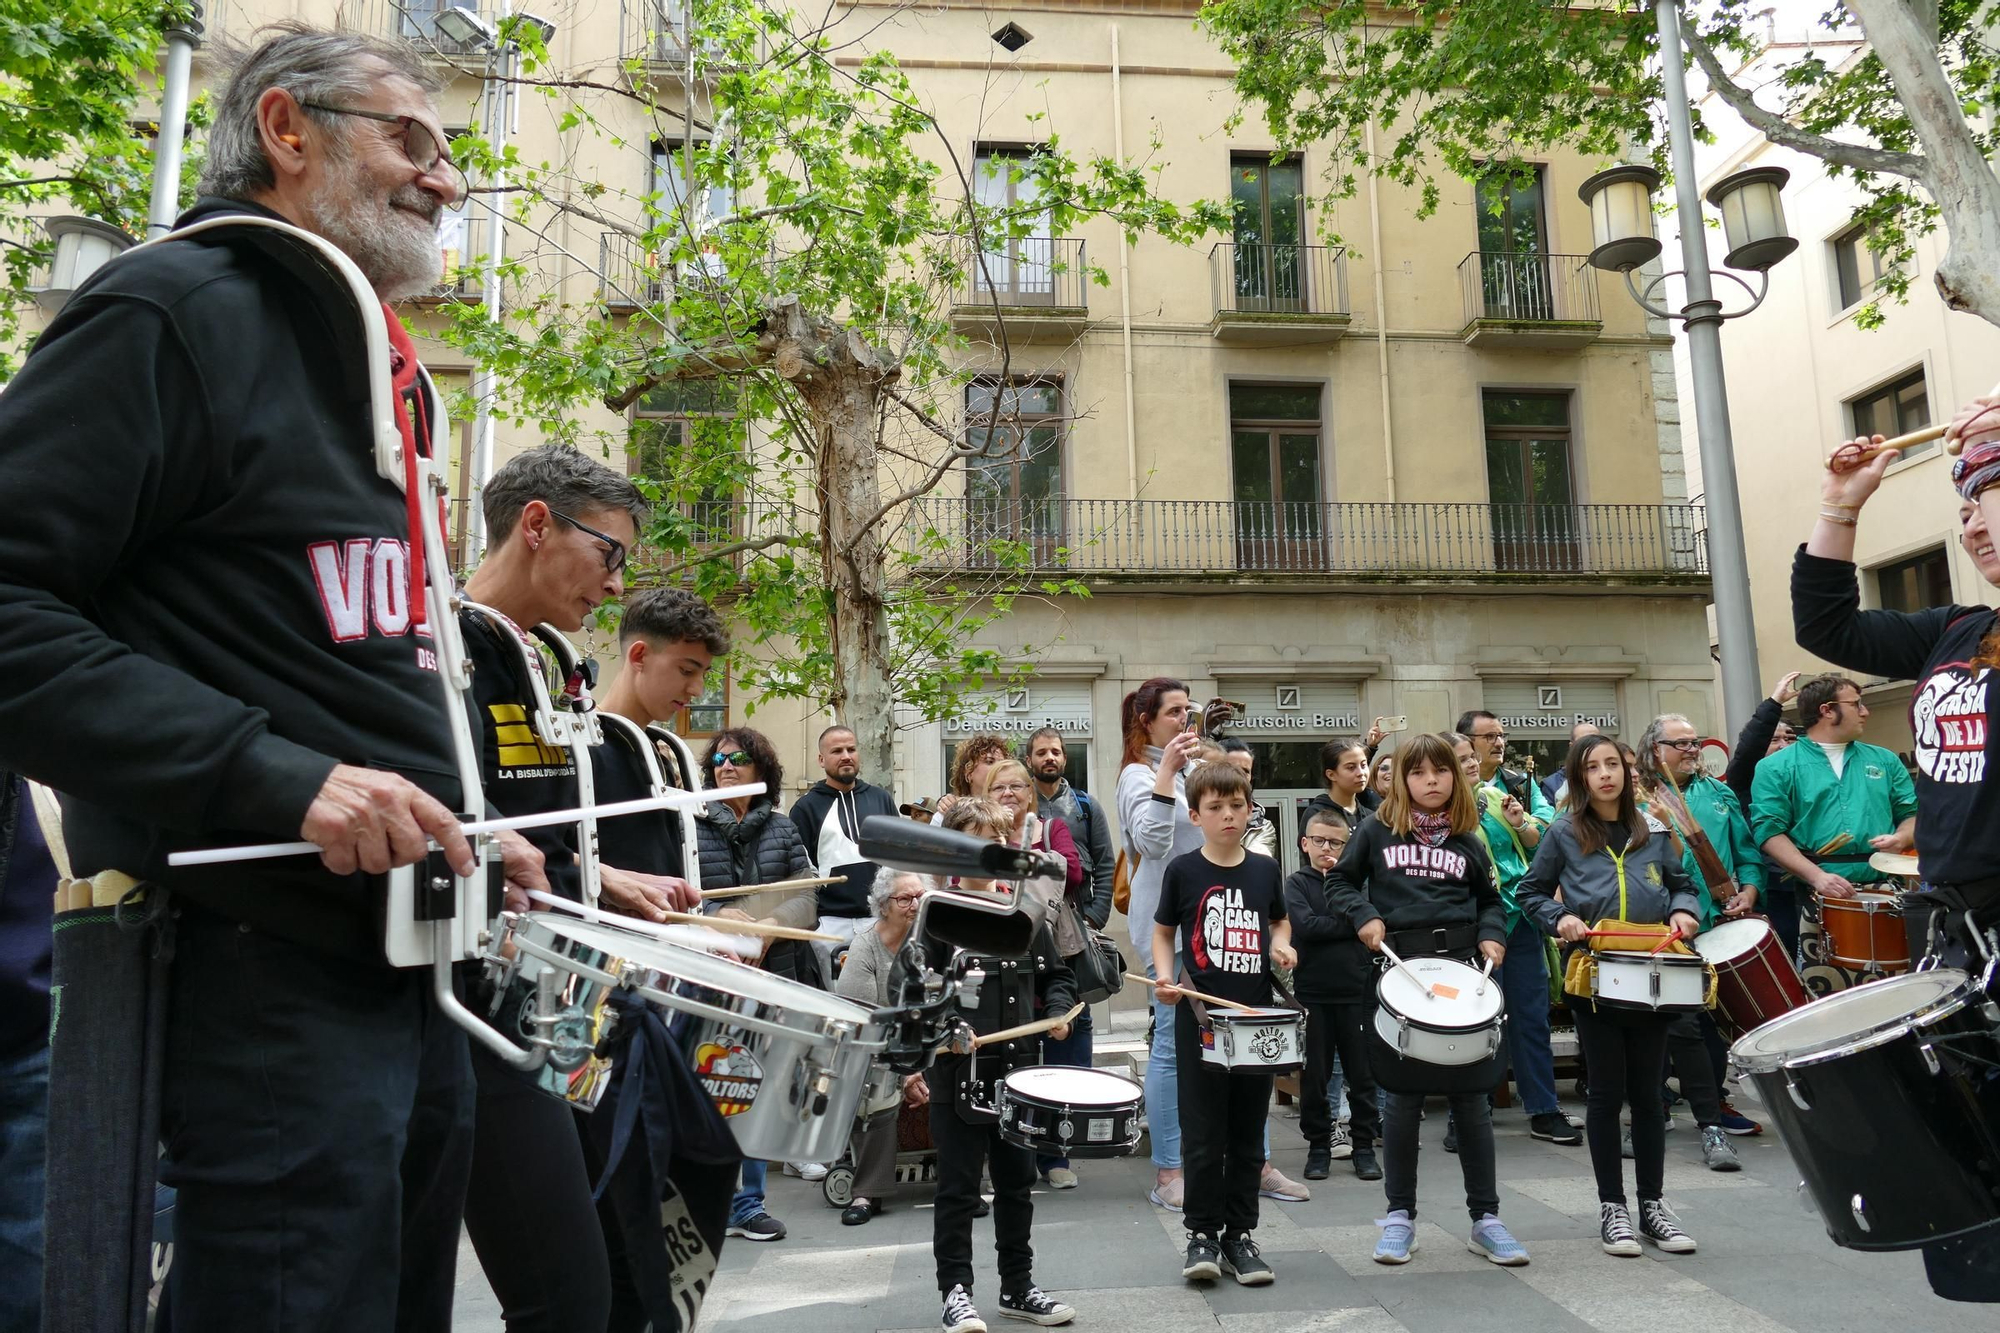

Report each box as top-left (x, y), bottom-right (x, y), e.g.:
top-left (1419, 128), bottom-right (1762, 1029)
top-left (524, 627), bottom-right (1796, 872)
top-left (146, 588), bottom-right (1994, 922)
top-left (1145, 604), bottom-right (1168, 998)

top-left (695, 727), bottom-right (818, 1243)
top-left (1515, 733), bottom-right (1701, 1260)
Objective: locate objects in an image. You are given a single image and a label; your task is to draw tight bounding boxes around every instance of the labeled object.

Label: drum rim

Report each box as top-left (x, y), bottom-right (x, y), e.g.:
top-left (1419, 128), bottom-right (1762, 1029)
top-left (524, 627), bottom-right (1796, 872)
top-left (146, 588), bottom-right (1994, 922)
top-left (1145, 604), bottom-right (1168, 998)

top-left (1730, 969), bottom-right (1974, 1072)
top-left (1376, 1005), bottom-right (1508, 1037)
top-left (1594, 949), bottom-right (1706, 967)
top-left (1003, 1065), bottom-right (1142, 1092)
top-left (1692, 918), bottom-right (1770, 961)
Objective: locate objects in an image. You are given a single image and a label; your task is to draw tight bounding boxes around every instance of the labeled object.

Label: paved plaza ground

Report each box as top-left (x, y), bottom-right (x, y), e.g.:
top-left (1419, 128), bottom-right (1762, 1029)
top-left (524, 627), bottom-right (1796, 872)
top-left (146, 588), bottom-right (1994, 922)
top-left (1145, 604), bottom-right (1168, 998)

top-left (450, 1005), bottom-right (1969, 1333)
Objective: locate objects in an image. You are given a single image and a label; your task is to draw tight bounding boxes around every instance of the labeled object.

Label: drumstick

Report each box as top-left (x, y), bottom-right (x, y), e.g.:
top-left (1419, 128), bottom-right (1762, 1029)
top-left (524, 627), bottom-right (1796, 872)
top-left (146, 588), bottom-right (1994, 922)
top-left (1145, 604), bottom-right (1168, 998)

top-left (699, 875), bottom-right (843, 900)
top-left (1649, 926), bottom-right (1684, 956)
top-left (972, 1002), bottom-right (1086, 1049)
top-left (1122, 972), bottom-right (1263, 1013)
top-left (1376, 943), bottom-right (1438, 1001)
top-left (1477, 955), bottom-right (1494, 996)
top-left (165, 781), bottom-right (768, 867)
top-left (1815, 831), bottom-right (1854, 857)
top-left (523, 889), bottom-right (762, 957)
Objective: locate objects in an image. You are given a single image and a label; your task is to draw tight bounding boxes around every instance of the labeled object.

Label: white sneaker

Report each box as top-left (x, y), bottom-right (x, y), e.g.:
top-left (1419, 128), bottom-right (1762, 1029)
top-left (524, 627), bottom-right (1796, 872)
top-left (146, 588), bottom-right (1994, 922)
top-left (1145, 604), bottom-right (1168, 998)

top-left (1044, 1167), bottom-right (1079, 1190)
top-left (784, 1161), bottom-right (829, 1182)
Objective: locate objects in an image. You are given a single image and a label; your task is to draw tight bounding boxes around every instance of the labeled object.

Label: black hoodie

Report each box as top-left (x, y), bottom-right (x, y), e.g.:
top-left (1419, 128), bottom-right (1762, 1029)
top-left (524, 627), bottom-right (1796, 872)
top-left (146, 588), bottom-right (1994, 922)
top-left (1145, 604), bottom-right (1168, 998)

top-left (0, 200), bottom-right (460, 960)
top-left (789, 778), bottom-right (898, 917)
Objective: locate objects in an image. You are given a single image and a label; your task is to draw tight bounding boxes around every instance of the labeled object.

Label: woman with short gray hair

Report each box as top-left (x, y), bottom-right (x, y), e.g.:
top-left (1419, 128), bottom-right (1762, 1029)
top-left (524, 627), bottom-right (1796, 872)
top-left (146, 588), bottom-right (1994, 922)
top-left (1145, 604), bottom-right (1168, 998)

top-left (831, 868), bottom-right (932, 1225)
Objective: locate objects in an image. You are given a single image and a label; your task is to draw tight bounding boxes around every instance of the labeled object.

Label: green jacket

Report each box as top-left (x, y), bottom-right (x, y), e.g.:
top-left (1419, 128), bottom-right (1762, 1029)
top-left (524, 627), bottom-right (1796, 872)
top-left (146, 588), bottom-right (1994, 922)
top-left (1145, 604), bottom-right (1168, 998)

top-left (1749, 739), bottom-right (1917, 885)
top-left (1473, 776), bottom-right (1554, 934)
top-left (1645, 773), bottom-right (1766, 928)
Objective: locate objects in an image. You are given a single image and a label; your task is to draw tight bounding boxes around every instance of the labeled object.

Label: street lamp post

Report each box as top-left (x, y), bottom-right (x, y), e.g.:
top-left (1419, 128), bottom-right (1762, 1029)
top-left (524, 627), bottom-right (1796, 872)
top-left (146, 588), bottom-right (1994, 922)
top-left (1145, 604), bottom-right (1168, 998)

top-left (1577, 0), bottom-right (1800, 737)
top-left (147, 3), bottom-right (204, 237)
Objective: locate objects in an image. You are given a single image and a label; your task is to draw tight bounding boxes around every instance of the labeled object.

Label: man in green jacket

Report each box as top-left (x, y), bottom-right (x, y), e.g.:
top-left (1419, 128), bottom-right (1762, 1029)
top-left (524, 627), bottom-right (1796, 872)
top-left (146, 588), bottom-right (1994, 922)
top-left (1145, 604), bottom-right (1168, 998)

top-left (1750, 674), bottom-right (1917, 901)
top-left (1638, 712), bottom-right (1767, 1156)
top-left (1637, 716), bottom-right (1764, 928)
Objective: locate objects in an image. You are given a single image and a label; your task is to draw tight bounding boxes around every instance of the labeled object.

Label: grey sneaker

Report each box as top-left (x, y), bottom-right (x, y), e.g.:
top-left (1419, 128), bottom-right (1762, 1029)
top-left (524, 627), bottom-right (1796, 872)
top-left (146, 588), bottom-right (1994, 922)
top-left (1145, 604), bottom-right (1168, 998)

top-left (1700, 1125), bottom-right (1742, 1172)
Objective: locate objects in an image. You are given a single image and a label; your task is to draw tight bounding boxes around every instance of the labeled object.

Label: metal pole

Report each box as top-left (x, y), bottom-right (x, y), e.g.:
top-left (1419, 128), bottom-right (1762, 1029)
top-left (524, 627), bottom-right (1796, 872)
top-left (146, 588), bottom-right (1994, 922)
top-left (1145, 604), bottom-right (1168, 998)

top-left (464, 21), bottom-right (514, 562)
top-left (1655, 0), bottom-right (1763, 735)
top-left (147, 7), bottom-right (204, 238)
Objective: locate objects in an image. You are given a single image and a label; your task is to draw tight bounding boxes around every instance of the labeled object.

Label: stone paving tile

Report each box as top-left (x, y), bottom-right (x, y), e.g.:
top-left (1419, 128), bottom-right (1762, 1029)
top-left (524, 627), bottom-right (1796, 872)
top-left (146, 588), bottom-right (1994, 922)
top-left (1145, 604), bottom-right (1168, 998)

top-left (1301, 1220), bottom-right (1500, 1276)
top-left (1355, 1269), bottom-right (1597, 1333)
top-left (1214, 1307), bottom-right (1409, 1333)
top-left (1508, 1237), bottom-right (1800, 1333)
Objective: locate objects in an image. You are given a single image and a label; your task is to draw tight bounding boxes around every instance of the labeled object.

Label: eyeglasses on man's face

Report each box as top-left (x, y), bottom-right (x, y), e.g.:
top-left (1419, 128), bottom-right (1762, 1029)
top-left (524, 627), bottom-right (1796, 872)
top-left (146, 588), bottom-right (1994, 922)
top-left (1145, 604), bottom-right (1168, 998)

top-left (549, 509), bottom-right (629, 574)
top-left (297, 101), bottom-right (469, 204)
top-left (1660, 738), bottom-right (1703, 752)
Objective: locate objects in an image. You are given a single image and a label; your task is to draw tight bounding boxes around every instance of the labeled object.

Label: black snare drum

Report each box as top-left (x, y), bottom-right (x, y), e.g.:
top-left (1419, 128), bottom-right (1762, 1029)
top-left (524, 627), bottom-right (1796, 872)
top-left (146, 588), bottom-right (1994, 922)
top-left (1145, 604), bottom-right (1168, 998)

top-left (994, 1066), bottom-right (1143, 1158)
top-left (1731, 969), bottom-right (2000, 1250)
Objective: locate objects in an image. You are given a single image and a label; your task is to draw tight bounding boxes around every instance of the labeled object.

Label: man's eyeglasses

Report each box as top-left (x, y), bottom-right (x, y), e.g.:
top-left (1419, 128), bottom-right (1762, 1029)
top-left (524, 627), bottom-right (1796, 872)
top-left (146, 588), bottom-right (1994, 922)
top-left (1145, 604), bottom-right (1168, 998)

top-left (709, 750), bottom-right (752, 768)
top-left (296, 102), bottom-right (469, 204)
top-left (1303, 835), bottom-right (1346, 851)
top-left (550, 509), bottom-right (629, 574)
top-left (1660, 738), bottom-right (1703, 752)
top-left (1472, 731), bottom-right (1507, 743)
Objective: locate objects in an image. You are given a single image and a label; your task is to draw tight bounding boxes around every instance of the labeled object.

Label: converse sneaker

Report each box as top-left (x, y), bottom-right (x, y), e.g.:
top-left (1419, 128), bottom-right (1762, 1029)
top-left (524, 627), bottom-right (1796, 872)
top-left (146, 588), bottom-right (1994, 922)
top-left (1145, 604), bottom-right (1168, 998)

top-left (1220, 1232), bottom-right (1274, 1286)
top-left (1639, 1198), bottom-right (1697, 1253)
top-left (1182, 1230), bottom-right (1222, 1281)
top-left (942, 1284), bottom-right (987, 1333)
top-left (1373, 1210), bottom-right (1418, 1264)
top-left (1700, 1125), bottom-right (1742, 1172)
top-left (1328, 1122), bottom-right (1354, 1159)
top-left (996, 1286), bottom-right (1075, 1326)
top-left (1599, 1202), bottom-right (1641, 1257)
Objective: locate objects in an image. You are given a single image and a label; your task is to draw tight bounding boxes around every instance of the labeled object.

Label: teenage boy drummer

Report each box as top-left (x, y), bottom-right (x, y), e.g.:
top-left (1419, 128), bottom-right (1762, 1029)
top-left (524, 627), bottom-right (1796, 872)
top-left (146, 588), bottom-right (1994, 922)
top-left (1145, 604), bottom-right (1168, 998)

top-left (1152, 763), bottom-right (1295, 1288)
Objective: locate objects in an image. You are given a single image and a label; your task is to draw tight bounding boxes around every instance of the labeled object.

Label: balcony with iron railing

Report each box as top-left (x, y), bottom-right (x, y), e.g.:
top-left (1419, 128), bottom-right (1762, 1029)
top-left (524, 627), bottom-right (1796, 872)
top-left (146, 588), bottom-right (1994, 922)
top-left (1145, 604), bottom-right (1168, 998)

top-left (1208, 242), bottom-right (1350, 345)
top-left (950, 237), bottom-right (1089, 341)
top-left (1457, 251), bottom-right (1603, 349)
top-left (901, 498), bottom-right (1707, 584)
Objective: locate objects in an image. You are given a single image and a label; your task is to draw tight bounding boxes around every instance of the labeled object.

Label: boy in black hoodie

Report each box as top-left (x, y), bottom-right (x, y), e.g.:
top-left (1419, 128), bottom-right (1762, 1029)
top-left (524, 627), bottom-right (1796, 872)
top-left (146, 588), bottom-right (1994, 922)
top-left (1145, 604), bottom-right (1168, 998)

top-left (1283, 809), bottom-right (1382, 1181)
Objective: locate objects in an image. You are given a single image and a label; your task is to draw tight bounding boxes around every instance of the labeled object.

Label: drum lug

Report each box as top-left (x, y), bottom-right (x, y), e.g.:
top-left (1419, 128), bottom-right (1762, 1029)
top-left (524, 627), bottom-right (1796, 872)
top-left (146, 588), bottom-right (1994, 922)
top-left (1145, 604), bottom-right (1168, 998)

top-left (1785, 1072), bottom-right (1811, 1111)
top-left (1918, 1041), bottom-right (1941, 1076)
top-left (1395, 1014), bottom-right (1411, 1054)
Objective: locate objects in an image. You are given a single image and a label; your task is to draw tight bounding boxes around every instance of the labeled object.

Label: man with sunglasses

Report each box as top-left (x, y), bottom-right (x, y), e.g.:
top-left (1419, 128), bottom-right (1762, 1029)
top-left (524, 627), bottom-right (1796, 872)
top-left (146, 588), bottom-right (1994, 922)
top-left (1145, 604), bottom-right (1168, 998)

top-left (0, 27), bottom-right (530, 1330)
top-left (457, 445), bottom-right (729, 1330)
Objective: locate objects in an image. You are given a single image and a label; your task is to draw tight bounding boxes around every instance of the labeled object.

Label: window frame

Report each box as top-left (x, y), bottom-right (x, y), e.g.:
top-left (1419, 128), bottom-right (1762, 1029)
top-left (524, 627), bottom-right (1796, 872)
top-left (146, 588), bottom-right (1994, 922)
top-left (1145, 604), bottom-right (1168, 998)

top-left (1846, 367), bottom-right (1932, 459)
top-left (1874, 546), bottom-right (1953, 615)
top-left (661, 673), bottom-right (729, 740)
top-left (1831, 220), bottom-right (1893, 312)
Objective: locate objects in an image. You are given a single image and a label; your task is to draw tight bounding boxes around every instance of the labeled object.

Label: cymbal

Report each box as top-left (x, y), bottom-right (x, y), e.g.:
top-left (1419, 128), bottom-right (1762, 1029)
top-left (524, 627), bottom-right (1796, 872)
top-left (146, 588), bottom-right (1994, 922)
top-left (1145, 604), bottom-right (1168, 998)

top-left (1867, 850), bottom-right (1920, 876)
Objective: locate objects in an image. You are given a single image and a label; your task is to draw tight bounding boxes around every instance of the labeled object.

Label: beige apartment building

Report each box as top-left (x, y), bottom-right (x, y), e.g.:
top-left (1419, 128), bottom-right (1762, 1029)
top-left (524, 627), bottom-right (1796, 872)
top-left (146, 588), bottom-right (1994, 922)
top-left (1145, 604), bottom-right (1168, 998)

top-left (1673, 24), bottom-right (2000, 762)
top-left (25, 0), bottom-right (1715, 873)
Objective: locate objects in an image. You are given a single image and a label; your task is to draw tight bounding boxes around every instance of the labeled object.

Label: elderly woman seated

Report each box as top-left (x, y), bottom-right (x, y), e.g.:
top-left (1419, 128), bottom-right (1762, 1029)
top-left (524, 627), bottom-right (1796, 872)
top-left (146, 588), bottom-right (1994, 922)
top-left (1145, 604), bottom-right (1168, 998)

top-left (831, 866), bottom-right (932, 1225)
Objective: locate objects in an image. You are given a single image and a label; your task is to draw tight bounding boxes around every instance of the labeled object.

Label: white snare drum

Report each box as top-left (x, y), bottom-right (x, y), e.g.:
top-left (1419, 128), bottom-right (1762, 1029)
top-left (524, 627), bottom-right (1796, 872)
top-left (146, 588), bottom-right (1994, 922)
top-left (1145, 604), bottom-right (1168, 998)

top-left (1199, 1007), bottom-right (1305, 1072)
top-left (996, 1066), bottom-right (1144, 1157)
top-left (1593, 949), bottom-right (1710, 1012)
top-left (1372, 956), bottom-right (1505, 1065)
top-left (498, 912), bottom-right (887, 1161)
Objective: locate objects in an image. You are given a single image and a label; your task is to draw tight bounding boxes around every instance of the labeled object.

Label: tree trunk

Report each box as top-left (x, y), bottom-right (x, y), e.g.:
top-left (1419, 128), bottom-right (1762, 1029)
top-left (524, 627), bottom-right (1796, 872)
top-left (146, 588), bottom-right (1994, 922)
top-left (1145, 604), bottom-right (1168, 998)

top-left (1844, 0), bottom-right (2000, 327)
top-left (769, 297), bottom-right (901, 782)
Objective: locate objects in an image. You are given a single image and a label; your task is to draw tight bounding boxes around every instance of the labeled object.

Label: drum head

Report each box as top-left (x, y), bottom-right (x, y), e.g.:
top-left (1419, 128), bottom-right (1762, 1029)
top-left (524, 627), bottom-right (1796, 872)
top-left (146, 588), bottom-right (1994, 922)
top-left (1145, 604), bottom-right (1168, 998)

top-left (1377, 957), bottom-right (1502, 1027)
top-left (1692, 918), bottom-right (1768, 963)
top-left (530, 913), bottom-right (871, 1024)
top-left (1730, 969), bottom-right (1970, 1071)
top-left (1868, 850), bottom-right (1921, 877)
top-left (1004, 1066), bottom-right (1141, 1103)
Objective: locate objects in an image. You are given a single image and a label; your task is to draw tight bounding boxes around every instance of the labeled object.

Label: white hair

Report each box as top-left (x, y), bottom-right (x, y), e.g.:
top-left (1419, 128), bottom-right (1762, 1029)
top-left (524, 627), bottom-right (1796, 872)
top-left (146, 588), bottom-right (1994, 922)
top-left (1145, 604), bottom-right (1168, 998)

top-left (869, 866), bottom-right (928, 917)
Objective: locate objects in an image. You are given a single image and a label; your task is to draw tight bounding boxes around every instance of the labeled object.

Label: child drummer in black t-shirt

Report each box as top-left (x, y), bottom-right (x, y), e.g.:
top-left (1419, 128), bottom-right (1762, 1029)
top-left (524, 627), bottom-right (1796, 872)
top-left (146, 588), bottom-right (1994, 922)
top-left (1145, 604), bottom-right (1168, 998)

top-left (1151, 763), bottom-right (1295, 1287)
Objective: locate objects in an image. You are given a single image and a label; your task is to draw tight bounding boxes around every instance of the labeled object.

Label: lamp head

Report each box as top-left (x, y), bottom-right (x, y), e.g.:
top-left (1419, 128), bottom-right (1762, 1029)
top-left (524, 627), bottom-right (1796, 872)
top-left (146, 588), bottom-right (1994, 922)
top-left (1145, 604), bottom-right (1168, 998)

top-left (1577, 163), bottom-right (1663, 273)
top-left (1705, 166), bottom-right (1798, 272)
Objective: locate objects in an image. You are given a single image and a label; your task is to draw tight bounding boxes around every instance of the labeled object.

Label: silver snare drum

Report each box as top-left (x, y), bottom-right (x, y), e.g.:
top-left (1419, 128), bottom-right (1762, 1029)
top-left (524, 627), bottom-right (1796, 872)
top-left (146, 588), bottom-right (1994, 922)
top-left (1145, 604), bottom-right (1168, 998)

top-left (499, 912), bottom-right (888, 1160)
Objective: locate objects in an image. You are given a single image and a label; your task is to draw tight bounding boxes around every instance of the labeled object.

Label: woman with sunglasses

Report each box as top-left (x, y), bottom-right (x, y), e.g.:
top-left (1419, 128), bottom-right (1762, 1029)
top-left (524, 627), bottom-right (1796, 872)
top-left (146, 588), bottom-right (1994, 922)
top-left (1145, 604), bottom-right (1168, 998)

top-left (693, 727), bottom-right (820, 1245)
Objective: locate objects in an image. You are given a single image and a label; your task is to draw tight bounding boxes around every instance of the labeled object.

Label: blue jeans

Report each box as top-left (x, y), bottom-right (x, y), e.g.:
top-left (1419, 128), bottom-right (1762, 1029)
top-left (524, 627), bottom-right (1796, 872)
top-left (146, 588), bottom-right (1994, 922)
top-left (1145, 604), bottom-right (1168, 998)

top-left (728, 1160), bottom-right (768, 1226)
top-left (1037, 1005), bottom-right (1095, 1172)
top-left (1145, 957), bottom-right (1181, 1170)
top-left (0, 1041), bottom-right (48, 1333)
top-left (1499, 918), bottom-right (1560, 1116)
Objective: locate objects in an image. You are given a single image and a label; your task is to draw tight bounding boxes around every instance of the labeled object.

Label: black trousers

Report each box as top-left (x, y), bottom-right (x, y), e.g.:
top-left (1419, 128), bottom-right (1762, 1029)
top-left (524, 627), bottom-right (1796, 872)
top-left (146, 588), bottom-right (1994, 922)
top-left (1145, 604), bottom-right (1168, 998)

top-left (159, 907), bottom-right (474, 1332)
top-left (926, 1059), bottom-right (1038, 1297)
top-left (1666, 1010), bottom-right (1724, 1126)
top-left (463, 1049), bottom-right (613, 1332)
top-left (1299, 999), bottom-right (1381, 1150)
top-left (1570, 1005), bottom-right (1673, 1206)
top-left (1173, 1005), bottom-right (1271, 1237)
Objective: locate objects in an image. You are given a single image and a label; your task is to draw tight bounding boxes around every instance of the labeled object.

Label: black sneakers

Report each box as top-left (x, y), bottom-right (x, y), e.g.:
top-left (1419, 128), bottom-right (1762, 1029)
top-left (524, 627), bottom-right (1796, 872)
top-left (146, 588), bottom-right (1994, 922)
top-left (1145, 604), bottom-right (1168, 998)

top-left (1220, 1233), bottom-right (1275, 1286)
top-left (1303, 1145), bottom-right (1332, 1180)
top-left (996, 1286), bottom-right (1076, 1326)
top-left (1352, 1145), bottom-right (1383, 1180)
top-left (1639, 1199), bottom-right (1698, 1253)
top-left (1181, 1231), bottom-right (1222, 1281)
top-left (1529, 1112), bottom-right (1583, 1145)
top-left (942, 1284), bottom-right (987, 1333)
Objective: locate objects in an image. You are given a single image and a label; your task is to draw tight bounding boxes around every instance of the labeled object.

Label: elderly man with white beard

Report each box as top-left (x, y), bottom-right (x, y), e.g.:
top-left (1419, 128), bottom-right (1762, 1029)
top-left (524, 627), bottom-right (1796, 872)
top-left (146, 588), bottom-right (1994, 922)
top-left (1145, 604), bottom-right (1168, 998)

top-left (0, 24), bottom-right (547, 1331)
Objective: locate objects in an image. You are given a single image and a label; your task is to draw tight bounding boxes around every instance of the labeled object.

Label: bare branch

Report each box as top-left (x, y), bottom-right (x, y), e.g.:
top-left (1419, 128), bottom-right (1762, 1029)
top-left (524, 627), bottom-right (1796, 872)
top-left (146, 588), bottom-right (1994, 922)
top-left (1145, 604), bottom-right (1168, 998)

top-left (636, 530), bottom-right (805, 580)
top-left (1684, 29), bottom-right (1927, 181)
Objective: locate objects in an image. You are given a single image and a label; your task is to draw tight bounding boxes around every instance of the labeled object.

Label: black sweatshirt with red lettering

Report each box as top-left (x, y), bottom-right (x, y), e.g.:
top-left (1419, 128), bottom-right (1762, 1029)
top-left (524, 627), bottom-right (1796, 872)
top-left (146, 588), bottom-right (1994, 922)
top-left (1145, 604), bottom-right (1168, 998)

top-left (0, 199), bottom-right (460, 961)
top-left (1793, 547), bottom-right (1999, 889)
